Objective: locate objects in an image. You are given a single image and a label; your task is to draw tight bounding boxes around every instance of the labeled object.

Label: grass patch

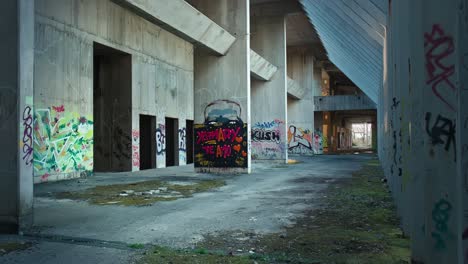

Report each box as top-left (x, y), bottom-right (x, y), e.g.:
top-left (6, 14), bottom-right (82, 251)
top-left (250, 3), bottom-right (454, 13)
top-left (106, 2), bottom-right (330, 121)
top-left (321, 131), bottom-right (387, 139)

top-left (197, 157), bottom-right (410, 264)
top-left (129, 243), bottom-right (146, 249)
top-left (0, 242), bottom-right (33, 256)
top-left (56, 180), bottom-right (225, 206)
top-left (139, 246), bottom-right (256, 264)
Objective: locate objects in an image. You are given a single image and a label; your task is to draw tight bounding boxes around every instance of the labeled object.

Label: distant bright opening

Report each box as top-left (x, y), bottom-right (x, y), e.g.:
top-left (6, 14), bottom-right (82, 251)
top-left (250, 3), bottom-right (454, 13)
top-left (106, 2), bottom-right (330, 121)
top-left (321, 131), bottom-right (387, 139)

top-left (351, 123), bottom-right (372, 149)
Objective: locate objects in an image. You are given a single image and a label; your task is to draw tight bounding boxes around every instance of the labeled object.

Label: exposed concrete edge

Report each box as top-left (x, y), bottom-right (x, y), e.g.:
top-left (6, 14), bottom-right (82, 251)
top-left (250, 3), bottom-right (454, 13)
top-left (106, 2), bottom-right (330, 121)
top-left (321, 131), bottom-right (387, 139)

top-left (250, 50), bottom-right (278, 81)
top-left (112, 0), bottom-right (236, 55)
top-left (287, 77), bottom-right (306, 100)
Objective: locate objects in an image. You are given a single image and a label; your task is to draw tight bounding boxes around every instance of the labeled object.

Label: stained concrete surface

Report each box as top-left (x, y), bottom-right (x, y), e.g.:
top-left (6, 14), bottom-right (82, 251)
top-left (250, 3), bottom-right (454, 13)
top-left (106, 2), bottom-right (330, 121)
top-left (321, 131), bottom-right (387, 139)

top-left (0, 154), bottom-right (373, 263)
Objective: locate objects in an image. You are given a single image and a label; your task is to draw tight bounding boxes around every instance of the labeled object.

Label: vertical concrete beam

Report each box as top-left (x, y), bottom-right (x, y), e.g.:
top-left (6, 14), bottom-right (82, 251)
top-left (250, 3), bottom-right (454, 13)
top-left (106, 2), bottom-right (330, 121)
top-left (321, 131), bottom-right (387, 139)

top-left (287, 48), bottom-right (316, 156)
top-left (250, 15), bottom-right (287, 162)
top-left (0, 0), bottom-right (34, 233)
top-left (458, 1), bottom-right (468, 263)
top-left (192, 0), bottom-right (251, 173)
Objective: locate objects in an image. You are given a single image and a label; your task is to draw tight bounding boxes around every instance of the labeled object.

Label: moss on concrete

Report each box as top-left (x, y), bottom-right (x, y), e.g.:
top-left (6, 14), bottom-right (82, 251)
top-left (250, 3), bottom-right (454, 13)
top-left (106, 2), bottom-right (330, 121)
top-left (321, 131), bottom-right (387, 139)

top-left (0, 242), bottom-right (33, 256)
top-left (56, 180), bottom-right (225, 206)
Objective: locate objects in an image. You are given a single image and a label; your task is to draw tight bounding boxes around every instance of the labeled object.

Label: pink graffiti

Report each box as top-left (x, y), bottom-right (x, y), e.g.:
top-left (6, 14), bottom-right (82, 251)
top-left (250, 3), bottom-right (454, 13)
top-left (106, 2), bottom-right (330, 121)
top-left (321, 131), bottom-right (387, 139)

top-left (197, 127), bottom-right (241, 144)
top-left (22, 106), bottom-right (33, 165)
top-left (52, 105), bottom-right (65, 113)
top-left (424, 24), bottom-right (456, 112)
top-left (132, 129), bottom-right (140, 168)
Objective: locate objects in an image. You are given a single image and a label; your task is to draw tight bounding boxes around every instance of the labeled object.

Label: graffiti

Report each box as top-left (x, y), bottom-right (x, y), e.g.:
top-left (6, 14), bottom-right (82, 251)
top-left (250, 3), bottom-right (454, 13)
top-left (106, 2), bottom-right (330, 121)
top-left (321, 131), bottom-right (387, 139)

top-left (178, 128), bottom-right (186, 152)
top-left (254, 119), bottom-right (284, 129)
top-left (195, 100), bottom-right (248, 168)
top-left (33, 106), bottom-right (93, 177)
top-left (425, 112), bottom-right (456, 160)
top-left (132, 129), bottom-right (140, 169)
top-left (431, 198), bottom-right (452, 250)
top-left (391, 97), bottom-right (400, 110)
top-left (52, 105), bottom-right (65, 113)
top-left (22, 106), bottom-right (33, 165)
top-left (252, 129), bottom-right (280, 143)
top-left (251, 119), bottom-right (285, 159)
top-left (156, 124), bottom-right (166, 155)
top-left (288, 126), bottom-right (313, 154)
top-left (313, 130), bottom-right (324, 155)
top-left (424, 24), bottom-right (457, 112)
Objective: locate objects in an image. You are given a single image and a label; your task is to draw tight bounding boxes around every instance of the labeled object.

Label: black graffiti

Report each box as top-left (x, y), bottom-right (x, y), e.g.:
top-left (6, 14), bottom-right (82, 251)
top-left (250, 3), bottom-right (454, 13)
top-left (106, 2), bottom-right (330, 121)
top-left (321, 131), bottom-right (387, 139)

top-left (178, 128), bottom-right (186, 152)
top-left (22, 106), bottom-right (33, 165)
top-left (425, 112), bottom-right (456, 160)
top-left (252, 129), bottom-right (280, 143)
top-left (391, 97), bottom-right (400, 110)
top-left (156, 127), bottom-right (166, 155)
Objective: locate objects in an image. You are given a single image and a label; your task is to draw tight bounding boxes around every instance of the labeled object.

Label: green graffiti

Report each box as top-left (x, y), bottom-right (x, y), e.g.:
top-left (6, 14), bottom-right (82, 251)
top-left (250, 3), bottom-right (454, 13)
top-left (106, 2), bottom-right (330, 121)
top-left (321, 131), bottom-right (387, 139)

top-left (33, 106), bottom-right (93, 177)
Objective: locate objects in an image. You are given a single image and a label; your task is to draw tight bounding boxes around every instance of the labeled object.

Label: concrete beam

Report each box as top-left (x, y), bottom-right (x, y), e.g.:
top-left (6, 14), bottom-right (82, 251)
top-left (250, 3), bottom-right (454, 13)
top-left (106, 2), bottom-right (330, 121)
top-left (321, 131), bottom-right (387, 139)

top-left (251, 1), bottom-right (303, 17)
top-left (250, 49), bottom-right (278, 81)
top-left (113, 0), bottom-right (236, 55)
top-left (314, 95), bottom-right (376, 111)
top-left (287, 77), bottom-right (306, 99)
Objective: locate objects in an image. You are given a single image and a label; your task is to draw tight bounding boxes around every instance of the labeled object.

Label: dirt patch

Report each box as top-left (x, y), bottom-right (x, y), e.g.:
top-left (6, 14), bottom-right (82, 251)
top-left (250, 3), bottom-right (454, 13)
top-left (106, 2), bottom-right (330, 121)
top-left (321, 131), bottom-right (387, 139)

top-left (0, 242), bottom-right (33, 256)
top-left (55, 180), bottom-right (225, 206)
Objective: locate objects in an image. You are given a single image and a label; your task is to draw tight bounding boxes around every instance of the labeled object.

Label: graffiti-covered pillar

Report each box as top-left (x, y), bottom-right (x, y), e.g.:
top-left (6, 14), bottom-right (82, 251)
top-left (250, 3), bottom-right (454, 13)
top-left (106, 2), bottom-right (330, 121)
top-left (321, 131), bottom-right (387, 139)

top-left (0, 0), bottom-right (34, 233)
top-left (192, 0), bottom-right (251, 173)
top-left (250, 15), bottom-right (288, 162)
top-left (286, 47), bottom-right (316, 156)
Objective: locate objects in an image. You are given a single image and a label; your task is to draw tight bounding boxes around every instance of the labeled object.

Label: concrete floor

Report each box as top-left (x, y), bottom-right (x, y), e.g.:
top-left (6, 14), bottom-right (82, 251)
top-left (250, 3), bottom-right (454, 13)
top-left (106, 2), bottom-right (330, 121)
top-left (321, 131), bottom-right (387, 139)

top-left (0, 154), bottom-right (373, 263)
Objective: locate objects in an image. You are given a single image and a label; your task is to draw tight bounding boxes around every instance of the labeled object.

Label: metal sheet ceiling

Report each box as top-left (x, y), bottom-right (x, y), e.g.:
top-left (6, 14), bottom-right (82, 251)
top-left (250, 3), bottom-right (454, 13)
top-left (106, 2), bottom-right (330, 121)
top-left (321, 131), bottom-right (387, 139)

top-left (300, 0), bottom-right (387, 103)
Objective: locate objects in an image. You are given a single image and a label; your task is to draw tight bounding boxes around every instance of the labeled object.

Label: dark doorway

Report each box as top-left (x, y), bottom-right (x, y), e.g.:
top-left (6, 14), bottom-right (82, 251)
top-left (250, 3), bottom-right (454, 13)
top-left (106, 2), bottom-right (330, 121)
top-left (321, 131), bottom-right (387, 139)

top-left (93, 43), bottom-right (132, 172)
top-left (186, 120), bottom-right (194, 164)
top-left (140, 115), bottom-right (156, 170)
top-left (165, 118), bottom-right (178, 167)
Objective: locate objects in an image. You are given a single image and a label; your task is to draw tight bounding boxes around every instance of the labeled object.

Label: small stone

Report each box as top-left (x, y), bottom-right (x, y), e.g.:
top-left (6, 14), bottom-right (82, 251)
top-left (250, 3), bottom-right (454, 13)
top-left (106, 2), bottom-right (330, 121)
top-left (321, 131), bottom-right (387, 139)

top-left (159, 187), bottom-right (168, 192)
top-left (143, 191), bottom-right (153, 196)
top-left (249, 250), bottom-right (255, 254)
top-left (236, 249), bottom-right (243, 252)
top-left (123, 190), bottom-right (134, 194)
top-left (134, 192), bottom-right (143, 196)
top-left (151, 190), bottom-right (160, 194)
top-left (119, 193), bottom-right (129, 197)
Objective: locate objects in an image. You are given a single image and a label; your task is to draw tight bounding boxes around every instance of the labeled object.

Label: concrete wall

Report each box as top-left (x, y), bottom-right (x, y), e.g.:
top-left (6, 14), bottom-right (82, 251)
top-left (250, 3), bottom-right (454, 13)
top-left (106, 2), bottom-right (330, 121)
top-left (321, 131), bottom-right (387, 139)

top-left (380, 0), bottom-right (467, 262)
top-left (34, 0), bottom-right (194, 182)
top-left (251, 15), bottom-right (287, 162)
top-left (192, 0), bottom-right (251, 173)
top-left (287, 48), bottom-right (317, 155)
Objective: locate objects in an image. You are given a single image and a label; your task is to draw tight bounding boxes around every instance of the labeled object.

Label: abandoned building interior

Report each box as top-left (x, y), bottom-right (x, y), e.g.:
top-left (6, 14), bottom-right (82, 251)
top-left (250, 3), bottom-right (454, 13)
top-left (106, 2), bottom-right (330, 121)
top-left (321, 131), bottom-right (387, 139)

top-left (1, 0), bottom-right (468, 263)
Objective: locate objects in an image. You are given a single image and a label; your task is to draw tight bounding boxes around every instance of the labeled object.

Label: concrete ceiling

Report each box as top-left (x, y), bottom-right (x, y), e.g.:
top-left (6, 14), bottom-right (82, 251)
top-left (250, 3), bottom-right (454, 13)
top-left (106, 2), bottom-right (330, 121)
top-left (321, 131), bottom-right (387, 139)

top-left (299, 0), bottom-right (387, 103)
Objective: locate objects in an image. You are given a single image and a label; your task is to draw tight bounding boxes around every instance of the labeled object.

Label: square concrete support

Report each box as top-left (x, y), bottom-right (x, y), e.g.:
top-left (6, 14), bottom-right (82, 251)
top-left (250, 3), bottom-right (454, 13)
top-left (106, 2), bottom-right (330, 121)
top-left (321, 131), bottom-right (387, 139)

top-left (250, 15), bottom-right (287, 162)
top-left (0, 0), bottom-right (34, 233)
top-left (286, 47), bottom-right (317, 156)
top-left (192, 0), bottom-right (251, 173)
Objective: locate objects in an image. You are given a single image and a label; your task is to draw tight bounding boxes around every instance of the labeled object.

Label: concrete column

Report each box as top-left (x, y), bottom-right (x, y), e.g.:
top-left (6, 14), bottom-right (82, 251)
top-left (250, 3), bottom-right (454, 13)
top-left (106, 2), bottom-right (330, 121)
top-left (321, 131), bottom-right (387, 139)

top-left (286, 48), bottom-right (316, 156)
top-left (458, 1), bottom-right (468, 263)
top-left (192, 0), bottom-right (251, 173)
top-left (0, 0), bottom-right (34, 233)
top-left (250, 15), bottom-right (287, 162)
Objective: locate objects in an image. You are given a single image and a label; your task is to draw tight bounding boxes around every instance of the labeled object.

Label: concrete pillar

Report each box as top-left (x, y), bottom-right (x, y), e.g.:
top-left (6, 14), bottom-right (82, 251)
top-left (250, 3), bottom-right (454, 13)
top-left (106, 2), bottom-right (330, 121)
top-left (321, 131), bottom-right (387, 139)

top-left (286, 48), bottom-right (316, 156)
top-left (0, 0), bottom-right (34, 233)
top-left (192, 0), bottom-right (251, 173)
top-left (250, 15), bottom-right (287, 162)
top-left (458, 1), bottom-right (468, 263)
